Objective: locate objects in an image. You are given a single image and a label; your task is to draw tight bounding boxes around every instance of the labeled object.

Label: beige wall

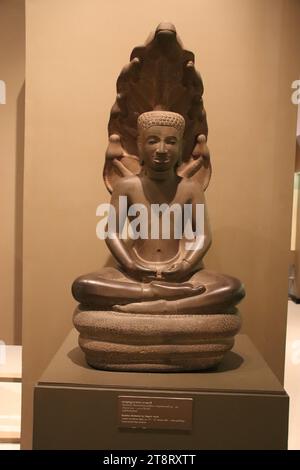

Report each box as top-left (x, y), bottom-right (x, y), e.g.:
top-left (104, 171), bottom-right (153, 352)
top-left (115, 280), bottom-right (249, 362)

top-left (296, 136), bottom-right (300, 171)
top-left (290, 174), bottom-right (299, 251)
top-left (0, 0), bottom-right (25, 345)
top-left (22, 0), bottom-right (300, 448)
top-left (293, 170), bottom-right (300, 298)
top-left (295, 105), bottom-right (300, 169)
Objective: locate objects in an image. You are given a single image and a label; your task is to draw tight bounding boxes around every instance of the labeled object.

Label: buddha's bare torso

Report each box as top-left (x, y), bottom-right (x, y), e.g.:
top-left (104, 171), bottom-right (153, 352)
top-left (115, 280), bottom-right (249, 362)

top-left (114, 173), bottom-right (204, 268)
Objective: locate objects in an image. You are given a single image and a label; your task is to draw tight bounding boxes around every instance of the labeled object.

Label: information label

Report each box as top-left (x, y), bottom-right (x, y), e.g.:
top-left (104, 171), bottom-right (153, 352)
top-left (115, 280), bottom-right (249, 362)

top-left (118, 395), bottom-right (193, 430)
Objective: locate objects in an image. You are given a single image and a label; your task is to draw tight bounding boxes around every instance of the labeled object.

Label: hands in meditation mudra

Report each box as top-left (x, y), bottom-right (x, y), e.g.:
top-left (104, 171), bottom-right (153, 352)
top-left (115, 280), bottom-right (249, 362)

top-left (72, 23), bottom-right (245, 371)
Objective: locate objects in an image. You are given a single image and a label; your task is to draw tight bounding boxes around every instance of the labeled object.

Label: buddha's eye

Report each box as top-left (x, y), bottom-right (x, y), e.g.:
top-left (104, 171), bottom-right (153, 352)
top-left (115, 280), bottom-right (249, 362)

top-left (166, 138), bottom-right (177, 145)
top-left (147, 138), bottom-right (159, 145)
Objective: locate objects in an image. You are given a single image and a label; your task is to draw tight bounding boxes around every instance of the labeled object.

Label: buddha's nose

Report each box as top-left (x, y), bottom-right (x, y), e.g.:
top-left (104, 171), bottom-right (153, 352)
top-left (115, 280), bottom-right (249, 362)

top-left (156, 142), bottom-right (167, 155)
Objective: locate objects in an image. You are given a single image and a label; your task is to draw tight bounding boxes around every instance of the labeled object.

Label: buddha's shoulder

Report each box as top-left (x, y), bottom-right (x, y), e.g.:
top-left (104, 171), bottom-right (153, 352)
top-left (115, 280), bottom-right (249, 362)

top-left (114, 175), bottom-right (141, 192)
top-left (178, 177), bottom-right (204, 194)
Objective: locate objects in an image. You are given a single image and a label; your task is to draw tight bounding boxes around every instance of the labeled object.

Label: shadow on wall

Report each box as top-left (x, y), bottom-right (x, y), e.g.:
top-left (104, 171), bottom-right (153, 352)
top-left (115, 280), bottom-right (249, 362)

top-left (14, 82), bottom-right (25, 344)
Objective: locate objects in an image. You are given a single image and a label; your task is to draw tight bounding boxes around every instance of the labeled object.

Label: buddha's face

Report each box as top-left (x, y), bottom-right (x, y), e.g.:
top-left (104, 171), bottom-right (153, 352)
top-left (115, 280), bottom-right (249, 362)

top-left (138, 126), bottom-right (182, 172)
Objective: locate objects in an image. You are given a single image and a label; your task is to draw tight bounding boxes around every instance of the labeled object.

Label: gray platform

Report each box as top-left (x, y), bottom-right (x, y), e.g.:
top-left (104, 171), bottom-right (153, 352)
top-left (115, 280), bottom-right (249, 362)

top-left (33, 329), bottom-right (289, 449)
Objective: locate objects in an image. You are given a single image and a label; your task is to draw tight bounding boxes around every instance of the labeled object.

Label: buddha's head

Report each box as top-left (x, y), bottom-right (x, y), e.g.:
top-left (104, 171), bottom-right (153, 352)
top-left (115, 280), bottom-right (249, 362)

top-left (137, 111), bottom-right (185, 172)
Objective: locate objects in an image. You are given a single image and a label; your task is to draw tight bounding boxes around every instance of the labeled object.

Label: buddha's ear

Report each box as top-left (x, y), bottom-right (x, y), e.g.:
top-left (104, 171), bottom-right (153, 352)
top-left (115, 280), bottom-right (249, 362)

top-left (177, 134), bottom-right (185, 164)
top-left (136, 136), bottom-right (145, 165)
top-left (177, 135), bottom-right (212, 191)
top-left (103, 134), bottom-right (141, 194)
top-left (137, 135), bottom-right (142, 153)
top-left (174, 143), bottom-right (183, 169)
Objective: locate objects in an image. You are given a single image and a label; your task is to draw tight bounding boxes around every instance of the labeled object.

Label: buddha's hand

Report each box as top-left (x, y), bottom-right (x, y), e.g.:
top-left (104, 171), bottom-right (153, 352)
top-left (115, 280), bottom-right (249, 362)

top-left (150, 280), bottom-right (205, 299)
top-left (162, 260), bottom-right (192, 281)
top-left (126, 262), bottom-right (157, 280)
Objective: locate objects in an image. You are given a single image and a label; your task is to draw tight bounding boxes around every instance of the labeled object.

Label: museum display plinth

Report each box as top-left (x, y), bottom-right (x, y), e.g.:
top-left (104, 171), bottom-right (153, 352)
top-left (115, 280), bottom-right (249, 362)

top-left (32, 330), bottom-right (288, 450)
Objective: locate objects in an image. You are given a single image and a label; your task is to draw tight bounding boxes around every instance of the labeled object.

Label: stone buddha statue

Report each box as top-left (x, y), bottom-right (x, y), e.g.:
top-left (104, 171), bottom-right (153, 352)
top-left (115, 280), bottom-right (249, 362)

top-left (72, 23), bottom-right (245, 371)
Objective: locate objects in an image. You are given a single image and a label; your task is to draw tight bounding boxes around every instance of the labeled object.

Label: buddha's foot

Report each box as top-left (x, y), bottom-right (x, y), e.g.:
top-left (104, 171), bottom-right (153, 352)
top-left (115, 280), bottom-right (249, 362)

top-left (150, 280), bottom-right (205, 299)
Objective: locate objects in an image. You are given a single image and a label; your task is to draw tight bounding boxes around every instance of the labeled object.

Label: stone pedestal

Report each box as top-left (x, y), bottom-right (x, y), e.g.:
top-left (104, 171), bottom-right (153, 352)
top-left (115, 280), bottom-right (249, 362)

top-left (33, 330), bottom-right (289, 449)
top-left (73, 307), bottom-right (241, 371)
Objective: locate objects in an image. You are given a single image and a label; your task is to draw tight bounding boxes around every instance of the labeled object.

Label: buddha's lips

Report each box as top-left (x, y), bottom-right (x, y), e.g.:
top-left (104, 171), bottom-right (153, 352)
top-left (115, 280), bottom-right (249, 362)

top-left (153, 157), bottom-right (170, 164)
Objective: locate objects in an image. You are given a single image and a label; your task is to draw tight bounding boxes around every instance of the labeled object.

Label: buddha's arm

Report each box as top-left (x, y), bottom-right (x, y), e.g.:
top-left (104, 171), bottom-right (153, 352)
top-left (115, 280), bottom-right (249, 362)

top-left (105, 189), bottom-right (133, 270)
top-left (163, 186), bottom-right (211, 279)
top-left (105, 182), bottom-right (135, 270)
top-left (182, 190), bottom-right (212, 267)
top-left (105, 180), bottom-right (156, 277)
